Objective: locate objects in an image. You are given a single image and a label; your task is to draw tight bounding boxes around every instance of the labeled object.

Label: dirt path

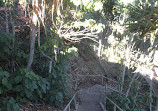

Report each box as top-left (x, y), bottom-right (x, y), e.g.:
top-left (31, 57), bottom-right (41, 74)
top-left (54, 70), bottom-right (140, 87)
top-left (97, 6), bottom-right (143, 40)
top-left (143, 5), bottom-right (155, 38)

top-left (77, 84), bottom-right (105, 111)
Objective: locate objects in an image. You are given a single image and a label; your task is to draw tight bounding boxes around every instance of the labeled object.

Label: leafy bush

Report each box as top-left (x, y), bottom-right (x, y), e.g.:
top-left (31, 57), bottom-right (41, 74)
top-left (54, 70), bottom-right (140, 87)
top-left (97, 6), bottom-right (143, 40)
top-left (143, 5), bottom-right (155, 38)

top-left (0, 66), bottom-right (71, 110)
top-left (0, 67), bottom-right (12, 95)
top-left (0, 67), bottom-right (20, 111)
top-left (0, 32), bottom-right (28, 71)
top-left (45, 71), bottom-right (71, 108)
top-left (11, 68), bottom-right (50, 102)
top-left (0, 98), bottom-right (20, 111)
top-left (0, 29), bottom-right (72, 110)
top-left (107, 92), bottom-right (145, 111)
top-left (0, 68), bottom-right (50, 110)
top-left (0, 32), bottom-right (15, 60)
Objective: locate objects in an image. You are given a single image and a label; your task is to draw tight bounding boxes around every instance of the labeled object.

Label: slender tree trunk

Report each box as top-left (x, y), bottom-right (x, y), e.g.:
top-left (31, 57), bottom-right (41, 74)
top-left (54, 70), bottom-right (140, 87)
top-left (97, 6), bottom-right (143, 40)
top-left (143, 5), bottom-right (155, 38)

top-left (120, 65), bottom-right (126, 93)
top-left (52, 3), bottom-right (55, 22)
top-left (10, 10), bottom-right (16, 72)
top-left (150, 86), bottom-right (153, 111)
top-left (10, 11), bottom-right (15, 36)
top-left (38, 22), bottom-right (40, 47)
top-left (135, 77), bottom-right (142, 98)
top-left (98, 19), bottom-right (103, 59)
top-left (24, 0), bottom-right (27, 17)
top-left (125, 73), bottom-right (138, 97)
top-left (41, 51), bottom-right (54, 74)
top-left (27, 0), bottom-right (40, 69)
top-left (120, 35), bottom-right (133, 93)
top-left (27, 0), bottom-right (30, 17)
top-left (49, 60), bottom-right (52, 73)
top-left (27, 24), bottom-right (36, 69)
top-left (4, 0), bottom-right (9, 33)
top-left (98, 38), bottom-right (102, 58)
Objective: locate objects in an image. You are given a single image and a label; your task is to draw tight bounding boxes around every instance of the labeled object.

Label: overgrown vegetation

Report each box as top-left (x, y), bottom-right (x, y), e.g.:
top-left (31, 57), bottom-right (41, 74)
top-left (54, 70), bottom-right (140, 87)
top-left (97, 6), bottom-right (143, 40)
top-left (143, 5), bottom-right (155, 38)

top-left (0, 0), bottom-right (158, 110)
top-left (0, 31), bottom-right (73, 110)
top-left (107, 92), bottom-right (146, 111)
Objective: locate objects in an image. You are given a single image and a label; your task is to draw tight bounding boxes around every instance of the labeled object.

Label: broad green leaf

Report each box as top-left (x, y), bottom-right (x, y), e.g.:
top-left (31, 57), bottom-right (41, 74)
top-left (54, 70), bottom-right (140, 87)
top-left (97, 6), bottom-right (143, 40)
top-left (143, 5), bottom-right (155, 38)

top-left (7, 83), bottom-right (12, 89)
top-left (25, 79), bottom-right (31, 89)
top-left (41, 85), bottom-right (46, 93)
top-left (2, 77), bottom-right (12, 89)
top-left (14, 76), bottom-right (22, 84)
top-left (38, 80), bottom-right (42, 87)
top-left (3, 71), bottom-right (10, 77)
top-left (33, 84), bottom-right (38, 89)
top-left (25, 89), bottom-right (32, 98)
top-left (37, 90), bottom-right (42, 98)
top-left (13, 103), bottom-right (20, 111)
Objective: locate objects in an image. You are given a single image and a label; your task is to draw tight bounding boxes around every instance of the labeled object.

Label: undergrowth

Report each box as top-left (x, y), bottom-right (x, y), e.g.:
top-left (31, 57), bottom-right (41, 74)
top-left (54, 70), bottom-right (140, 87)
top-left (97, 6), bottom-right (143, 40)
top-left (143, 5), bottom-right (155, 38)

top-left (0, 32), bottom-right (75, 110)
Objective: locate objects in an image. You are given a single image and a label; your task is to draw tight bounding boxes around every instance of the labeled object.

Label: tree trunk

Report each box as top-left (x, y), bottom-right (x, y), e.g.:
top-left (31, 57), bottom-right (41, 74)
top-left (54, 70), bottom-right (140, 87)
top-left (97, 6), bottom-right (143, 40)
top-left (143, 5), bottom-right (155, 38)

top-left (120, 35), bottom-right (133, 93)
top-left (125, 73), bottom-right (138, 97)
top-left (27, 0), bottom-right (40, 69)
top-left (24, 0), bottom-right (27, 17)
top-left (120, 65), bottom-right (126, 93)
top-left (4, 0), bottom-right (9, 33)
top-left (135, 77), bottom-right (142, 98)
top-left (27, 24), bottom-right (36, 69)
top-left (10, 10), bottom-right (16, 72)
top-left (98, 20), bottom-right (104, 59)
top-left (98, 38), bottom-right (102, 58)
top-left (10, 11), bottom-right (15, 36)
top-left (49, 60), bottom-right (52, 73)
top-left (38, 22), bottom-right (40, 47)
top-left (150, 86), bottom-right (153, 111)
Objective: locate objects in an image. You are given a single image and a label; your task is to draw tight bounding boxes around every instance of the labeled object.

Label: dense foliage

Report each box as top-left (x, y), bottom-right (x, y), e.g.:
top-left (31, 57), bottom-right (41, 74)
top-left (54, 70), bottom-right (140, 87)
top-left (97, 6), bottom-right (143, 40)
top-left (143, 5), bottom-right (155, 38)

top-left (0, 0), bottom-right (158, 110)
top-left (107, 92), bottom-right (146, 111)
top-left (0, 31), bottom-right (73, 110)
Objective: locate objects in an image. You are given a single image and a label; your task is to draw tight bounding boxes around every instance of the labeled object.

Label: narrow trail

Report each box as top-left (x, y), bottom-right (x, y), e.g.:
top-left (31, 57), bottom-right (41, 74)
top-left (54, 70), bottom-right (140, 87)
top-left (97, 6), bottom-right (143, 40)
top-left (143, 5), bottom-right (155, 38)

top-left (77, 84), bottom-right (105, 111)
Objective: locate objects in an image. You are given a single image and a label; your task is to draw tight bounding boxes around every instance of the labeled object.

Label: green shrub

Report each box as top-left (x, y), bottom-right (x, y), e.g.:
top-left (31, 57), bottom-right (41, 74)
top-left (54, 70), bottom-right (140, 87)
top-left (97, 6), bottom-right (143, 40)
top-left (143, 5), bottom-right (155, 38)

top-left (0, 68), bottom-right (20, 111)
top-left (0, 98), bottom-right (20, 111)
top-left (107, 92), bottom-right (145, 111)
top-left (0, 66), bottom-right (71, 110)
top-left (0, 31), bottom-right (72, 110)
top-left (0, 32), bottom-right (14, 60)
top-left (11, 68), bottom-right (50, 102)
top-left (0, 68), bottom-right (12, 95)
top-left (0, 32), bottom-right (28, 71)
top-left (45, 73), bottom-right (71, 108)
top-left (0, 68), bottom-right (50, 110)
